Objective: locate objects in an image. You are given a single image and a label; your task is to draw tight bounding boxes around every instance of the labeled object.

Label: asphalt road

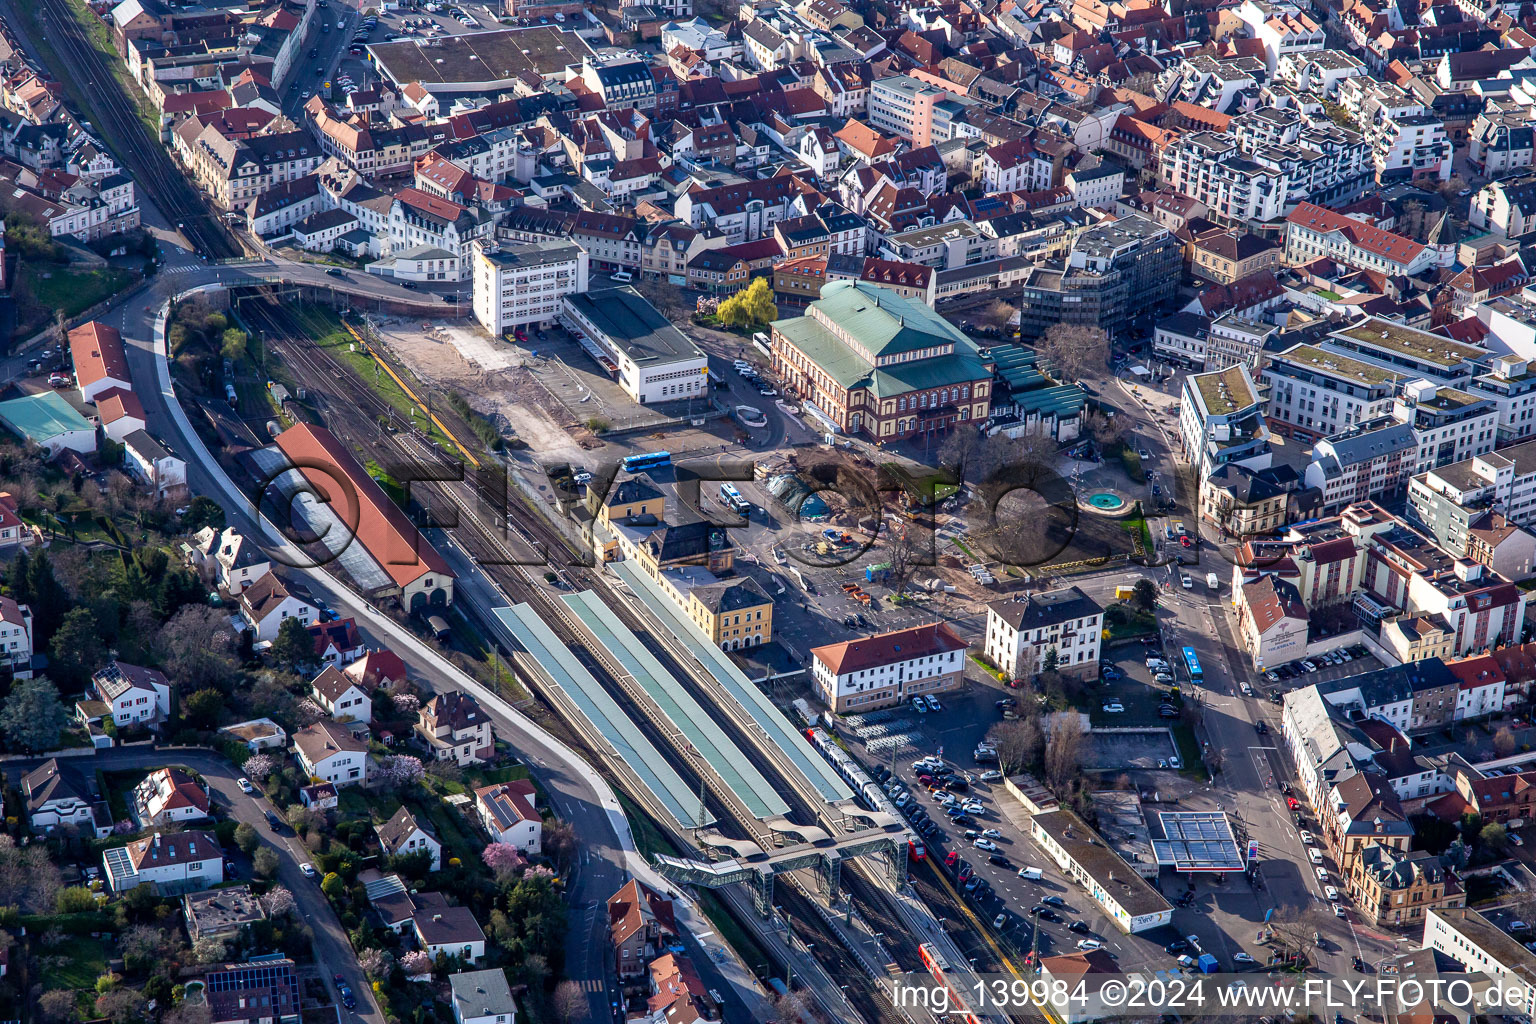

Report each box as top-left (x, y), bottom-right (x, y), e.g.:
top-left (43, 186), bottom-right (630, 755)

top-left (7, 747), bottom-right (380, 1023)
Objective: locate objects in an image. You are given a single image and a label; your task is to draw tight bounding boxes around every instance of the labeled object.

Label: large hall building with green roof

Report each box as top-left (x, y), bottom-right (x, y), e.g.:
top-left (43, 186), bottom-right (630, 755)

top-left (769, 280), bottom-right (992, 442)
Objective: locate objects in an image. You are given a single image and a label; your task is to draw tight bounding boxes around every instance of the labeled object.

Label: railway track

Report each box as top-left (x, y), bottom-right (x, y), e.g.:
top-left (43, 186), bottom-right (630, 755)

top-left (30, 0), bottom-right (239, 258)
top-left (240, 295), bottom-right (917, 1024)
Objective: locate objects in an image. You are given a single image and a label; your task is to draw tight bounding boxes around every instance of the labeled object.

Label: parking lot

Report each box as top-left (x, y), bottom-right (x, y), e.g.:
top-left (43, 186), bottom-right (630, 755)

top-left (1256, 642), bottom-right (1381, 698)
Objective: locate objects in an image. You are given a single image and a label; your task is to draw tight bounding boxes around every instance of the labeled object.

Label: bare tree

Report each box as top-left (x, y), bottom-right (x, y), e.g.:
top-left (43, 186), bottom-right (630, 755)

top-left (38, 991), bottom-right (77, 1024)
top-left (884, 523), bottom-right (922, 598)
top-left (1036, 323), bottom-right (1110, 384)
top-left (1083, 408), bottom-right (1126, 449)
top-left (1268, 906), bottom-right (1330, 967)
top-left (552, 981), bottom-right (586, 1024)
top-left (1495, 726), bottom-right (1517, 757)
top-left (157, 605), bottom-right (238, 690)
top-left (990, 717), bottom-right (1044, 775)
top-left (1044, 714), bottom-right (1088, 794)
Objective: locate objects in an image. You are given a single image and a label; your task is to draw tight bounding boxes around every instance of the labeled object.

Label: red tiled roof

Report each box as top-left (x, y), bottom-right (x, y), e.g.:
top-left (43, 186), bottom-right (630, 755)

top-left (811, 622), bottom-right (966, 675)
top-left (69, 321), bottom-right (129, 390)
top-left (274, 423), bottom-right (453, 589)
top-left (1287, 202), bottom-right (1428, 266)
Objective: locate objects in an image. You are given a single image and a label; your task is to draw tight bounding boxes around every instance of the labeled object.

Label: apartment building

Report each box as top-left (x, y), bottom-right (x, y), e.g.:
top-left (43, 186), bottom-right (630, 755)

top-left (1303, 419), bottom-right (1418, 513)
top-left (1233, 0), bottom-right (1324, 74)
top-left (1422, 907), bottom-right (1536, 1000)
top-left (1284, 202), bottom-right (1440, 276)
top-left (1200, 462), bottom-right (1298, 537)
top-left (174, 123), bottom-right (322, 210)
top-left (810, 622), bottom-right (967, 713)
top-left (470, 240), bottom-right (588, 335)
top-left (1322, 317), bottom-right (1485, 386)
top-left (1407, 438), bottom-right (1536, 554)
top-left (1159, 133), bottom-right (1289, 226)
top-left (1202, 315), bottom-right (1275, 370)
top-left (1391, 380), bottom-right (1498, 475)
top-left (672, 177), bottom-right (798, 243)
top-left (868, 75), bottom-right (949, 146)
top-left (1467, 354), bottom-right (1536, 445)
top-left (1179, 364), bottom-right (1274, 480)
top-left (982, 588), bottom-right (1105, 680)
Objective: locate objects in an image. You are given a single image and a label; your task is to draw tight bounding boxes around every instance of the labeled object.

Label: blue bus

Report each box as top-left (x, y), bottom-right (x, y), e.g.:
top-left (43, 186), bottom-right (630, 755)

top-left (622, 451), bottom-right (672, 473)
top-left (1182, 646), bottom-right (1203, 682)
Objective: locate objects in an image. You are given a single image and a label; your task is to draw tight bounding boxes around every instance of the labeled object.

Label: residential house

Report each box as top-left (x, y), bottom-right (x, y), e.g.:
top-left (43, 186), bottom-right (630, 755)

top-left (239, 572), bottom-right (314, 642)
top-left (475, 780), bottom-right (541, 853)
top-left (376, 807), bottom-right (442, 871)
top-left (417, 691), bottom-right (494, 766)
top-left (104, 830), bottom-right (224, 893)
top-left (608, 880), bottom-right (679, 981)
top-left (449, 970), bottom-right (516, 1024)
top-left (410, 892), bottom-right (487, 963)
top-left (93, 661), bottom-right (171, 728)
top-left (309, 618), bottom-right (366, 668)
top-left (133, 767), bottom-right (210, 825)
top-left (23, 758), bottom-right (98, 833)
top-left (183, 886), bottom-right (267, 943)
top-left (982, 589), bottom-right (1105, 681)
top-left (310, 666), bottom-right (373, 724)
top-left (292, 720), bottom-right (370, 787)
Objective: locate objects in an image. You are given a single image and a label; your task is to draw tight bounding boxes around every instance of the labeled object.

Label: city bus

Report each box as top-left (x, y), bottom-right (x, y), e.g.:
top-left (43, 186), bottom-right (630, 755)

top-left (1182, 646), bottom-right (1203, 682)
top-left (719, 482), bottom-right (751, 515)
top-left (621, 451), bottom-right (671, 473)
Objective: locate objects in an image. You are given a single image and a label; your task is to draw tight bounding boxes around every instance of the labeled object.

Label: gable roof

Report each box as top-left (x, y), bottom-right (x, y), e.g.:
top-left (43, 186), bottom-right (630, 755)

top-left (812, 622), bottom-right (967, 675)
top-left (69, 321), bottom-right (128, 390)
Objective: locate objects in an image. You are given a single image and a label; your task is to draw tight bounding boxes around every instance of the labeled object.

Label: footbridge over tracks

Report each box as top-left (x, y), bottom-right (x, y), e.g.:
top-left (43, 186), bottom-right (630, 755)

top-left (654, 822), bottom-right (910, 916)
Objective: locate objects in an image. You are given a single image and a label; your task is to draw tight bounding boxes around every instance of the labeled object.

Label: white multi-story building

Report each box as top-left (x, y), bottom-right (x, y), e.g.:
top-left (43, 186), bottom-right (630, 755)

top-left (293, 720), bottom-right (370, 787)
top-left (0, 596), bottom-right (32, 674)
top-left (104, 830), bottom-right (224, 894)
top-left (561, 287), bottom-right (708, 405)
top-left (1180, 364), bottom-right (1274, 480)
top-left (1161, 133), bottom-right (1290, 226)
top-left (1423, 908), bottom-right (1536, 1000)
top-left (982, 589), bottom-right (1104, 680)
top-left (1336, 77), bottom-right (1453, 184)
top-left (1284, 202), bottom-right (1441, 275)
top-left (1262, 343), bottom-right (1403, 442)
top-left (475, 780), bottom-right (543, 853)
top-left (1277, 49), bottom-right (1367, 98)
top-left (1234, 0), bottom-right (1324, 75)
top-left (1392, 380), bottom-right (1499, 475)
top-left (809, 623), bottom-right (967, 713)
top-left (471, 240), bottom-right (588, 336)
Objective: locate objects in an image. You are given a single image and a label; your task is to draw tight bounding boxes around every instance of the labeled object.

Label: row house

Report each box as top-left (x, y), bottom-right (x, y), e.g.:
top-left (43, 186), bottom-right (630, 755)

top-left (305, 98), bottom-right (450, 177)
top-left (174, 121), bottom-right (321, 210)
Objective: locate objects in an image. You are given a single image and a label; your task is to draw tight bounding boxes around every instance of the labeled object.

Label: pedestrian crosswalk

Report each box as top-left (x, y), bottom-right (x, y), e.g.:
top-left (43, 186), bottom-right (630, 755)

top-left (160, 264), bottom-right (205, 276)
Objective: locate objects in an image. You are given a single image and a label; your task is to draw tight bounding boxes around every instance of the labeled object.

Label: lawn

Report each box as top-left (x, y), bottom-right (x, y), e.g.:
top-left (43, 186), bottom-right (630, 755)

top-left (293, 304), bottom-right (460, 452)
top-left (49, 935), bottom-right (107, 997)
top-left (18, 264), bottom-right (137, 320)
top-left (1171, 723), bottom-right (1209, 781)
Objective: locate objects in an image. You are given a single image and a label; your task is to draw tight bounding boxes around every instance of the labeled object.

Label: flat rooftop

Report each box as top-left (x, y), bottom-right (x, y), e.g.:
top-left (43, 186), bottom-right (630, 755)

top-left (1032, 808), bottom-right (1173, 918)
top-left (565, 286), bottom-right (705, 368)
top-left (1150, 811), bottom-right (1245, 872)
top-left (368, 28), bottom-right (593, 87)
top-left (478, 240), bottom-right (583, 270)
top-left (1275, 343), bottom-right (1402, 387)
top-left (1331, 317), bottom-right (1486, 368)
top-left (1192, 365), bottom-right (1257, 415)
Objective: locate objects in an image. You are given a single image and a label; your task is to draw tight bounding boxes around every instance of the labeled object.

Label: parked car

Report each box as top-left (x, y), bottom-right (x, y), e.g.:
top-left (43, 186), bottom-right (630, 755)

top-left (237, 778), bottom-right (255, 794)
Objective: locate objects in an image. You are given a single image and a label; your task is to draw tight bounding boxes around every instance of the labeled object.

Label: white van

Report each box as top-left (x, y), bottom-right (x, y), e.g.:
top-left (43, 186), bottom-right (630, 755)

top-left (1308, 848), bottom-right (1324, 865)
top-left (1017, 866), bottom-right (1043, 880)
top-left (611, 270), bottom-right (634, 283)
